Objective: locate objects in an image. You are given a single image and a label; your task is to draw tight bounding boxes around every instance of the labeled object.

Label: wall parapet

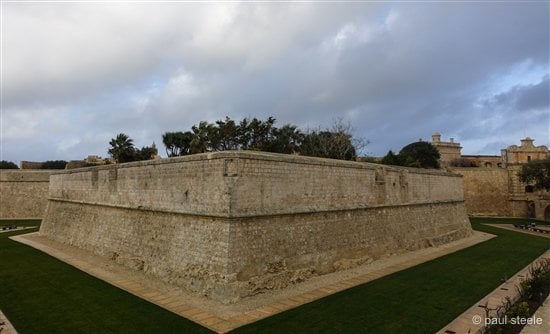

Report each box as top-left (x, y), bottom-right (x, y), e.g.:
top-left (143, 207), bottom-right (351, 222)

top-left (0, 170), bottom-right (52, 182)
top-left (48, 151), bottom-right (462, 177)
top-left (47, 151), bottom-right (465, 218)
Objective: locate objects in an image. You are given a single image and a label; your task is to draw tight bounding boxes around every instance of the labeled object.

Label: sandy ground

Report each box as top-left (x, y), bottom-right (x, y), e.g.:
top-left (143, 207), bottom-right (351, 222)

top-left (0, 310), bottom-right (18, 334)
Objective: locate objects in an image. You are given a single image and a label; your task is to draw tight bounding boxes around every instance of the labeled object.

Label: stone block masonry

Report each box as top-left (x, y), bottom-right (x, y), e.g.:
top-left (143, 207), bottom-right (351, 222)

top-left (452, 168), bottom-right (511, 216)
top-left (0, 170), bottom-right (51, 218)
top-left (39, 151), bottom-right (473, 303)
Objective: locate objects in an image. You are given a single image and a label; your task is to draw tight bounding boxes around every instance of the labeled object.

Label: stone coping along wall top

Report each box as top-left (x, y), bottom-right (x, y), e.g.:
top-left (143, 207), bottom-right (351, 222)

top-left (0, 170), bottom-right (53, 182)
top-left (49, 150), bottom-right (461, 177)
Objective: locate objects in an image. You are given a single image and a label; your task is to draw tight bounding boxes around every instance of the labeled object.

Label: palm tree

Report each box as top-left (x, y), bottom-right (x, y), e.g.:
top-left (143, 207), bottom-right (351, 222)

top-left (108, 133), bottom-right (135, 163)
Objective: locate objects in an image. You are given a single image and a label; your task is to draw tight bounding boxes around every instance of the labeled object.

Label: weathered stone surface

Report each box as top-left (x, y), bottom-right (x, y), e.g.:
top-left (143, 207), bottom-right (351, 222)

top-left (451, 167), bottom-right (547, 218)
top-left (0, 170), bottom-right (51, 218)
top-left (435, 133), bottom-right (550, 220)
top-left (39, 151), bottom-right (472, 303)
top-left (452, 168), bottom-right (512, 216)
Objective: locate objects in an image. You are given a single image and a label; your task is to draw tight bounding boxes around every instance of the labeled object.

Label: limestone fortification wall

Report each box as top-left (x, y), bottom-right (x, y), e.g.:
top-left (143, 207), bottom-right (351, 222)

top-left (451, 168), bottom-right (512, 216)
top-left (40, 151), bottom-right (472, 303)
top-left (0, 170), bottom-right (51, 218)
top-left (451, 168), bottom-right (531, 217)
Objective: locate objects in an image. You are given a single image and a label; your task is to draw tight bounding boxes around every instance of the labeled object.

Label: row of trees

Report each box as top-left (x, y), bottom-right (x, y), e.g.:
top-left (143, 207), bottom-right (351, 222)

top-left (6, 117), bottom-right (549, 191)
top-left (41, 160), bottom-right (68, 169)
top-left (0, 160), bottom-right (18, 169)
top-left (0, 160), bottom-right (67, 169)
top-left (161, 117), bottom-right (365, 161)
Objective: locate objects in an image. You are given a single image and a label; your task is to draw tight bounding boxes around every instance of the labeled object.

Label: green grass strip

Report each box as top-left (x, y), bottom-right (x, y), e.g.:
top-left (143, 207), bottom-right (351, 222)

top-left (0, 218), bottom-right (548, 333)
top-left (234, 218), bottom-right (549, 333)
top-left (0, 220), bottom-right (212, 334)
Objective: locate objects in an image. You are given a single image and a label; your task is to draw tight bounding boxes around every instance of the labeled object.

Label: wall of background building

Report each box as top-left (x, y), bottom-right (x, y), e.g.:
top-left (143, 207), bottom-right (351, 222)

top-left (451, 168), bottom-right (514, 217)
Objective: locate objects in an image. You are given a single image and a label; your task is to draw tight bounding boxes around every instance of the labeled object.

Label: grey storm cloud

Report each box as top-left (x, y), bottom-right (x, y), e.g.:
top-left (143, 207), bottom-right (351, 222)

top-left (492, 76), bottom-right (550, 112)
top-left (516, 77), bottom-right (550, 112)
top-left (1, 1), bottom-right (549, 163)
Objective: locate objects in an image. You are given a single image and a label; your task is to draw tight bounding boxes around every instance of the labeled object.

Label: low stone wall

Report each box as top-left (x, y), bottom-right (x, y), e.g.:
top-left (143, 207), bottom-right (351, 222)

top-left (0, 170), bottom-right (52, 218)
top-left (40, 151), bottom-right (473, 303)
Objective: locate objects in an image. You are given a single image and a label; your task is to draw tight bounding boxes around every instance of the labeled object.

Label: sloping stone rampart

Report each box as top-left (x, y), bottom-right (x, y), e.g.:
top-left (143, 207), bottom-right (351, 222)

top-left (39, 151), bottom-right (472, 303)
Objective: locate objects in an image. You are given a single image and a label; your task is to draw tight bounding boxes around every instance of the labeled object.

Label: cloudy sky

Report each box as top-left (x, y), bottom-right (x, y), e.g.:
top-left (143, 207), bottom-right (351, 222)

top-left (2, 1), bottom-right (549, 164)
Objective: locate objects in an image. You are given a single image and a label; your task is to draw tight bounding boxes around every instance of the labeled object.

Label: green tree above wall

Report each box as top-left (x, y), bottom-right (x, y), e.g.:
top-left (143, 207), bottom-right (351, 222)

top-left (399, 141), bottom-right (440, 168)
top-left (108, 133), bottom-right (135, 163)
top-left (380, 150), bottom-right (401, 166)
top-left (380, 141), bottom-right (440, 169)
top-left (518, 158), bottom-right (550, 191)
top-left (161, 116), bottom-right (366, 161)
top-left (108, 133), bottom-right (157, 163)
top-left (42, 160), bottom-right (68, 169)
top-left (0, 160), bottom-right (18, 169)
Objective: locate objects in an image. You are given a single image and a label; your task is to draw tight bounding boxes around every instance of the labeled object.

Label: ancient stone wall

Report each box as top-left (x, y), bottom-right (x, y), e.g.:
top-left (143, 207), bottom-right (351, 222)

top-left (451, 168), bottom-right (516, 217)
top-left (47, 155), bottom-right (232, 216)
top-left (0, 170), bottom-right (51, 218)
top-left (449, 166), bottom-right (550, 218)
top-left (40, 151), bottom-right (472, 303)
top-left (19, 161), bottom-right (45, 170)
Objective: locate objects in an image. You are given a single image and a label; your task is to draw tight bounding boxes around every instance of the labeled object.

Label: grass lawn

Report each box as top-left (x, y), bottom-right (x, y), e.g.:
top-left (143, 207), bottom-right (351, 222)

top-left (0, 217), bottom-right (548, 333)
top-left (234, 218), bottom-right (549, 333)
top-left (0, 219), bottom-right (212, 334)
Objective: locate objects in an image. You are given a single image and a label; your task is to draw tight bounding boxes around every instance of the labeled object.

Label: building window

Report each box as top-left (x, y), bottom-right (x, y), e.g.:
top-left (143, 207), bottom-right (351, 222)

top-left (527, 156), bottom-right (531, 162)
top-left (525, 185), bottom-right (534, 193)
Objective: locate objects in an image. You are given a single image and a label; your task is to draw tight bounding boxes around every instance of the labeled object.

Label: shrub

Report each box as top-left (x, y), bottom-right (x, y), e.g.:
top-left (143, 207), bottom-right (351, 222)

top-left (0, 160), bottom-right (18, 169)
top-left (42, 160), bottom-right (68, 169)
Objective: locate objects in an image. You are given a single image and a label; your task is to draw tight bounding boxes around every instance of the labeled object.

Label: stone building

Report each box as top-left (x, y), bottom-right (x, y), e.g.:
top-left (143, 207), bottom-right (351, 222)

top-left (458, 155), bottom-right (503, 168)
top-left (66, 155), bottom-right (112, 169)
top-left (502, 137), bottom-right (549, 164)
top-left (432, 133), bottom-right (550, 221)
top-left (431, 132), bottom-right (462, 167)
top-left (19, 161), bottom-right (47, 170)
